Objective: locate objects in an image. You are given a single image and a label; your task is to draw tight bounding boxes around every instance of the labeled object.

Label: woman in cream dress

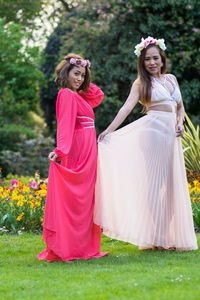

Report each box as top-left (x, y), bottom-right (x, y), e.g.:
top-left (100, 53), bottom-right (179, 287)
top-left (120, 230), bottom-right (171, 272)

top-left (94, 37), bottom-right (198, 250)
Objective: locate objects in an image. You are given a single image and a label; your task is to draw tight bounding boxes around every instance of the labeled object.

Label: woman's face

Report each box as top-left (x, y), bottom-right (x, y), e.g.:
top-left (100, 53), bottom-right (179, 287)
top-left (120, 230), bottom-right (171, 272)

top-left (67, 66), bottom-right (86, 92)
top-left (144, 46), bottom-right (162, 77)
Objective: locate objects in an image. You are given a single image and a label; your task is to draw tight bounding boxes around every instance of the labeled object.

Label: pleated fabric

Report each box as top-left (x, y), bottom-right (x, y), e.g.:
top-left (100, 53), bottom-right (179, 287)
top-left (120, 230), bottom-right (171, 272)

top-left (37, 84), bottom-right (109, 262)
top-left (94, 109), bottom-right (198, 250)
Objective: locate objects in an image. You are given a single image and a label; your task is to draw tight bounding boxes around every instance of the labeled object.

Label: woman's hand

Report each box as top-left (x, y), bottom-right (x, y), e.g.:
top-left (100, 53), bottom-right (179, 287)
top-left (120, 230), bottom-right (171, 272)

top-left (98, 129), bottom-right (111, 143)
top-left (48, 151), bottom-right (58, 161)
top-left (175, 122), bottom-right (184, 137)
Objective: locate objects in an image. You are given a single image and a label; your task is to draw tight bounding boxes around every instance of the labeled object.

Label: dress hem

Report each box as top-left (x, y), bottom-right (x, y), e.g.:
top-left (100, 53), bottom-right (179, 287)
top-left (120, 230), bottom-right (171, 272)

top-left (96, 223), bottom-right (198, 251)
top-left (37, 248), bottom-right (109, 262)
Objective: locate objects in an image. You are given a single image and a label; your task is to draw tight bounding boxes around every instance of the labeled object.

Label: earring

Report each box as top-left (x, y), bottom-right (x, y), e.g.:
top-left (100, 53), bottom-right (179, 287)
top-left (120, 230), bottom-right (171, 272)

top-left (161, 63), bottom-right (163, 67)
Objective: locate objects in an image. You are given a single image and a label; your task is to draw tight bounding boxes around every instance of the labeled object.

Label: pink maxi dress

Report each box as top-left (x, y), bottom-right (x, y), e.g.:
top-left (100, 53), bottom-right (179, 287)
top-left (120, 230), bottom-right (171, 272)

top-left (37, 83), bottom-right (108, 261)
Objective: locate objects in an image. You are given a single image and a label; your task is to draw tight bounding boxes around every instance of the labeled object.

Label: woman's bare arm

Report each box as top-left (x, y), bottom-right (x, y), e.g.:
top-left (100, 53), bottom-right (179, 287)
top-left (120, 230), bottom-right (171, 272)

top-left (98, 79), bottom-right (140, 141)
top-left (172, 75), bottom-right (185, 137)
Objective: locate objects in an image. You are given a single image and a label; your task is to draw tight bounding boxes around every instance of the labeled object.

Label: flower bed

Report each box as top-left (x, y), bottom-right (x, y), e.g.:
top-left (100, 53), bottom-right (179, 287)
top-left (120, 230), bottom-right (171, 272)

top-left (0, 169), bottom-right (47, 234)
top-left (187, 171), bottom-right (200, 232)
top-left (0, 168), bottom-right (200, 234)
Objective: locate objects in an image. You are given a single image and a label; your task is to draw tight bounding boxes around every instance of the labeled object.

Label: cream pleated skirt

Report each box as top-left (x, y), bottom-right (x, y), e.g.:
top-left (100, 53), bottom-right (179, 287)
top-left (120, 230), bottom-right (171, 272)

top-left (94, 111), bottom-right (198, 250)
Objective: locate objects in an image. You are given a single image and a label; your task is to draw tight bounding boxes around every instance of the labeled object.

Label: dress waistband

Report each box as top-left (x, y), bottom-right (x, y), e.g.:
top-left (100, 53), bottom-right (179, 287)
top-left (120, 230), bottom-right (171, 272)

top-left (147, 110), bottom-right (177, 118)
top-left (77, 116), bottom-right (95, 129)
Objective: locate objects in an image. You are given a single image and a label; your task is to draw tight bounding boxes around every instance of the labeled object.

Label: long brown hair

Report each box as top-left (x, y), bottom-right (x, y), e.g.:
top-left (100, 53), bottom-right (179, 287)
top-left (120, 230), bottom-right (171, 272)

top-left (55, 53), bottom-right (91, 92)
top-left (137, 44), bottom-right (167, 107)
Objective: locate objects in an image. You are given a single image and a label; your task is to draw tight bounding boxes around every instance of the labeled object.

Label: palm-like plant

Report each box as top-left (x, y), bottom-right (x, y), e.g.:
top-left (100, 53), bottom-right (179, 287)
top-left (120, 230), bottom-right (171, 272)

top-left (182, 114), bottom-right (200, 175)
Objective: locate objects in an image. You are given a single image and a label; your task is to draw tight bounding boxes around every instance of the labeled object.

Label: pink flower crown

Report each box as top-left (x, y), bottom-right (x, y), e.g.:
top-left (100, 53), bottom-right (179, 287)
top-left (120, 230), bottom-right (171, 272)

top-left (134, 36), bottom-right (167, 57)
top-left (69, 58), bottom-right (91, 68)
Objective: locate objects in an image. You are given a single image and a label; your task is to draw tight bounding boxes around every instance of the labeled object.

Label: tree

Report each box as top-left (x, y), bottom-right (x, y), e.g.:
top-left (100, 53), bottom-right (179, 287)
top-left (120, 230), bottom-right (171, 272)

top-left (0, 18), bottom-right (44, 126)
top-left (0, 0), bottom-right (44, 27)
top-left (40, 0), bottom-right (200, 133)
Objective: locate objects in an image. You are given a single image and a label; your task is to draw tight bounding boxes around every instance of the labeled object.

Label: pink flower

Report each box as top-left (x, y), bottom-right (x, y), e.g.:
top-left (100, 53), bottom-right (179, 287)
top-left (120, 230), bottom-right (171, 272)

top-left (8, 187), bottom-right (13, 191)
top-left (29, 182), bottom-right (38, 189)
top-left (192, 28), bottom-right (199, 32)
top-left (70, 58), bottom-right (76, 64)
top-left (11, 180), bottom-right (18, 187)
top-left (86, 60), bottom-right (91, 68)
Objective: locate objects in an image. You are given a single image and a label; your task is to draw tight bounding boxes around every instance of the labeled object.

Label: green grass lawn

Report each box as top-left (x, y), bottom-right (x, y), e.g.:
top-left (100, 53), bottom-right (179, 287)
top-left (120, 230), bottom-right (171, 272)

top-left (0, 234), bottom-right (200, 300)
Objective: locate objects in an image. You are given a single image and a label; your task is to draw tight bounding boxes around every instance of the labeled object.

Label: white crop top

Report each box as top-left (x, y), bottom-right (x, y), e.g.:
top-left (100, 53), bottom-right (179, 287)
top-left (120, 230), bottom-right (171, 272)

top-left (149, 74), bottom-right (182, 113)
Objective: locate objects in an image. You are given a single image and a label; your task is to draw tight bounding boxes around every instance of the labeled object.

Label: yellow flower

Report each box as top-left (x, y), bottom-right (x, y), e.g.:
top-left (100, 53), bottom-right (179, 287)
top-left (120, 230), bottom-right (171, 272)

top-left (35, 171), bottom-right (40, 179)
top-left (37, 190), bottom-right (47, 197)
top-left (35, 201), bottom-right (41, 207)
top-left (29, 202), bottom-right (35, 208)
top-left (22, 186), bottom-right (30, 193)
top-left (16, 212), bottom-right (24, 221)
top-left (40, 184), bottom-right (47, 190)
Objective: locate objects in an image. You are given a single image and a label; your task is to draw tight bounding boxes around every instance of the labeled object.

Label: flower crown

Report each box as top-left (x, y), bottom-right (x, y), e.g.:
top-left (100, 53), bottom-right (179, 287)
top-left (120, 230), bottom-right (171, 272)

top-left (69, 58), bottom-right (91, 68)
top-left (134, 36), bottom-right (166, 57)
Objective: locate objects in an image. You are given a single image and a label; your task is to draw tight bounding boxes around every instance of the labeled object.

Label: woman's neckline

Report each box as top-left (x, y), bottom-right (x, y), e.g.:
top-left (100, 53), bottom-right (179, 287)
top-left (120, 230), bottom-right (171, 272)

top-left (152, 74), bottom-right (166, 83)
top-left (66, 88), bottom-right (78, 94)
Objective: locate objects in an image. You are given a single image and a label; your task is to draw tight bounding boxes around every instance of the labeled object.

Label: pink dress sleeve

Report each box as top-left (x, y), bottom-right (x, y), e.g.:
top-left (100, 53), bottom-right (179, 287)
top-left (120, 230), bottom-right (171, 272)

top-left (53, 89), bottom-right (77, 159)
top-left (78, 83), bottom-right (104, 108)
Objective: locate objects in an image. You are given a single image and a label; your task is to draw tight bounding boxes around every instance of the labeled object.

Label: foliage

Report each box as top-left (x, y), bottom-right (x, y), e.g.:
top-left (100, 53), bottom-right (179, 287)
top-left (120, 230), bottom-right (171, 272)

top-left (0, 0), bottom-right (45, 27)
top-left (0, 171), bottom-right (47, 233)
top-left (0, 168), bottom-right (199, 233)
top-left (0, 17), bottom-right (48, 177)
top-left (0, 124), bottom-right (36, 152)
top-left (40, 18), bottom-right (68, 131)
top-left (0, 133), bottom-right (54, 178)
top-left (182, 114), bottom-right (200, 175)
top-left (187, 171), bottom-right (200, 231)
top-left (4, 174), bottom-right (33, 186)
top-left (41, 0), bottom-right (200, 133)
top-left (0, 18), bottom-right (45, 126)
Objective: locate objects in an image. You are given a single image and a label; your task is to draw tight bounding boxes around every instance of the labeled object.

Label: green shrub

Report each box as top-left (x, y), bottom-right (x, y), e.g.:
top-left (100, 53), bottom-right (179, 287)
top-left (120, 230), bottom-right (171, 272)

top-left (0, 133), bottom-right (54, 178)
top-left (0, 18), bottom-right (45, 126)
top-left (0, 124), bottom-right (36, 151)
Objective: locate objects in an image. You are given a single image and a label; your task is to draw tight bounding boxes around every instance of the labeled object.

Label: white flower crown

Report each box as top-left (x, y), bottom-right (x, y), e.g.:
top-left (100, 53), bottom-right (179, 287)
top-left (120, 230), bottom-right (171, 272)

top-left (134, 36), bottom-right (167, 57)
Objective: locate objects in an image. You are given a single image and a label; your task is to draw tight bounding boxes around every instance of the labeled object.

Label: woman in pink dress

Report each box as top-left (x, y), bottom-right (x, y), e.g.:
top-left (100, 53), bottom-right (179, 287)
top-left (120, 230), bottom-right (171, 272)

top-left (94, 37), bottom-right (198, 251)
top-left (37, 53), bottom-right (108, 261)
